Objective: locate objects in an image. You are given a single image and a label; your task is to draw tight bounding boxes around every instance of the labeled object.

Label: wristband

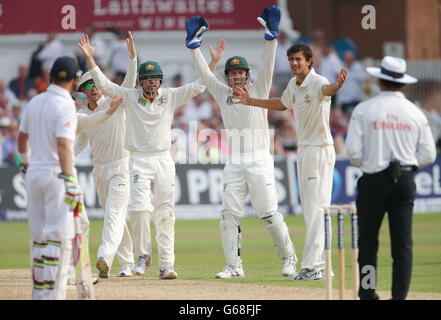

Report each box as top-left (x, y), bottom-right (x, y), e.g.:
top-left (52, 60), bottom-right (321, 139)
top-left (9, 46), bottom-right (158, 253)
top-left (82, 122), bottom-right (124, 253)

top-left (18, 151), bottom-right (30, 164)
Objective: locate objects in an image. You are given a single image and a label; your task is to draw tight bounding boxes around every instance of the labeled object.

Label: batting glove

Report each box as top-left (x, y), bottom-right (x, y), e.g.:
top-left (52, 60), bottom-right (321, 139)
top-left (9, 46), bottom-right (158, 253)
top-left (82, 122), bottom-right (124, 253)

top-left (186, 16), bottom-right (209, 49)
top-left (19, 163), bottom-right (27, 181)
top-left (257, 5), bottom-right (281, 40)
top-left (58, 173), bottom-right (84, 212)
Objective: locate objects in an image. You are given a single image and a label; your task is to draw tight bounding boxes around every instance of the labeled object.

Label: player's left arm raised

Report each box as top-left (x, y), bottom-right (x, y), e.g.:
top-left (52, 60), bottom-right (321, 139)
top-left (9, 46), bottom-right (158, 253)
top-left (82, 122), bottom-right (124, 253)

top-left (322, 69), bottom-right (347, 96)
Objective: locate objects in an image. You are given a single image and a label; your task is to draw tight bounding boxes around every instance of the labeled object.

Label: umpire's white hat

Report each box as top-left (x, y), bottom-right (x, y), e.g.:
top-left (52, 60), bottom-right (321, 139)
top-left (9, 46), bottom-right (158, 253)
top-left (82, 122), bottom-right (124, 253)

top-left (366, 56), bottom-right (417, 84)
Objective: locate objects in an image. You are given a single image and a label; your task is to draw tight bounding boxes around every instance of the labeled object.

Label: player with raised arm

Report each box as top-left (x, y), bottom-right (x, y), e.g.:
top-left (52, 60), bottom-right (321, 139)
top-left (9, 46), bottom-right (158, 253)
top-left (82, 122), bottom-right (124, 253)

top-left (234, 43), bottom-right (347, 281)
top-left (186, 6), bottom-right (298, 279)
top-left (77, 33), bottom-right (223, 279)
top-left (74, 31), bottom-right (138, 279)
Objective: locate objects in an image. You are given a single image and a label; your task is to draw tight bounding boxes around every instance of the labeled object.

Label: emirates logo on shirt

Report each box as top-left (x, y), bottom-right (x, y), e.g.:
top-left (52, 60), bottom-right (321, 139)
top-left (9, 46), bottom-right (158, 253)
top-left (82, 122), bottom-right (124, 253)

top-left (63, 121), bottom-right (71, 128)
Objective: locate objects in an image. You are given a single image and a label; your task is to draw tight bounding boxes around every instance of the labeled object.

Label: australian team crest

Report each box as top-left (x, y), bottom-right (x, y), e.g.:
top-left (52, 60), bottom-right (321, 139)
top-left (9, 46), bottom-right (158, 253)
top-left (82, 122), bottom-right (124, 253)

top-left (231, 58), bottom-right (240, 65)
top-left (146, 64), bottom-right (155, 71)
top-left (304, 94), bottom-right (311, 103)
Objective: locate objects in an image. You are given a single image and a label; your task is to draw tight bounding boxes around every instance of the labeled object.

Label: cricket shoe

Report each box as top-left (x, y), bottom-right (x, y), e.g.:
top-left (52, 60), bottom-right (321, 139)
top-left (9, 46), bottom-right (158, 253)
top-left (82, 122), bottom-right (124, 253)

top-left (291, 267), bottom-right (325, 281)
top-left (282, 255), bottom-right (297, 277)
top-left (96, 257), bottom-right (110, 278)
top-left (134, 255), bottom-right (151, 275)
top-left (118, 264), bottom-right (133, 277)
top-left (159, 267), bottom-right (178, 279)
top-left (215, 265), bottom-right (245, 279)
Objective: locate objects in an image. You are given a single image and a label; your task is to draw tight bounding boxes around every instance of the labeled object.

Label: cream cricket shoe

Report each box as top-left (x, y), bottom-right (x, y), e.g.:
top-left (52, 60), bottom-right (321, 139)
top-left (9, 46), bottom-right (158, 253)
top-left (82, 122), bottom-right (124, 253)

top-left (215, 265), bottom-right (245, 279)
top-left (282, 255), bottom-right (297, 277)
top-left (134, 255), bottom-right (151, 275)
top-left (159, 267), bottom-right (178, 279)
top-left (118, 264), bottom-right (133, 277)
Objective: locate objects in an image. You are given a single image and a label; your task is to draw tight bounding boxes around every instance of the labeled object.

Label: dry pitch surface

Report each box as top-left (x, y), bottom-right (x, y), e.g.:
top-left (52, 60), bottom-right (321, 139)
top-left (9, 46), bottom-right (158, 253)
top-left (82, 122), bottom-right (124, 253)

top-left (1, 269), bottom-right (441, 300)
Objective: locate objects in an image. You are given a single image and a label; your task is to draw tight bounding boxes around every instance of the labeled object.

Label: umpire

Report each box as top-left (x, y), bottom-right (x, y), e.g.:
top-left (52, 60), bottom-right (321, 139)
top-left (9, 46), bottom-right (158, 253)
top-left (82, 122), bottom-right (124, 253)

top-left (345, 56), bottom-right (436, 300)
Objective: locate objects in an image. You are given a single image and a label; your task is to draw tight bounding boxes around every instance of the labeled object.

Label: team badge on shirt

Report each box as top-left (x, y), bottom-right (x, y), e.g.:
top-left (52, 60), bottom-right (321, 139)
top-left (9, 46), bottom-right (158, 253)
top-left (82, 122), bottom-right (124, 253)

top-left (291, 94), bottom-right (296, 104)
top-left (304, 94), bottom-right (311, 103)
top-left (158, 96), bottom-right (168, 106)
top-left (226, 96), bottom-right (234, 105)
top-left (133, 174), bottom-right (140, 183)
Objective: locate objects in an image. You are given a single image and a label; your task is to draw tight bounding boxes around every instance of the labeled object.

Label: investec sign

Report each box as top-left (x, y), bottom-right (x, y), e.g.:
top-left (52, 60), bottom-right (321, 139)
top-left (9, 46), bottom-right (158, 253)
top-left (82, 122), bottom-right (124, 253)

top-left (0, 0), bottom-right (268, 34)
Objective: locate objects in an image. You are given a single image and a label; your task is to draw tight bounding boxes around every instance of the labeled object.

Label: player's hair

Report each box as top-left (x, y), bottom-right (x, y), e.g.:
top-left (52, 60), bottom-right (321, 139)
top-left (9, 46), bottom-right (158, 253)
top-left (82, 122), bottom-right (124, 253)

top-left (287, 43), bottom-right (313, 69)
top-left (380, 79), bottom-right (405, 89)
top-left (51, 76), bottom-right (75, 85)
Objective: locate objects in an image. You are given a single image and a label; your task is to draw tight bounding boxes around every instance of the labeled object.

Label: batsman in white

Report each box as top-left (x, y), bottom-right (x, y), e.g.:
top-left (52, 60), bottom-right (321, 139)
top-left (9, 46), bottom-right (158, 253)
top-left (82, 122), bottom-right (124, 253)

top-left (74, 31), bottom-right (139, 278)
top-left (77, 33), bottom-right (222, 279)
top-left (186, 6), bottom-right (298, 279)
top-left (234, 43), bottom-right (347, 280)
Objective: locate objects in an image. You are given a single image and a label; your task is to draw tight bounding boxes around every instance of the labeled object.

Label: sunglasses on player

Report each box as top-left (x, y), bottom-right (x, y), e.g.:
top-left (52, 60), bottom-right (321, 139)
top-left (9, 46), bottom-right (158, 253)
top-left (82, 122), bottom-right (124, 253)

top-left (84, 82), bottom-right (97, 90)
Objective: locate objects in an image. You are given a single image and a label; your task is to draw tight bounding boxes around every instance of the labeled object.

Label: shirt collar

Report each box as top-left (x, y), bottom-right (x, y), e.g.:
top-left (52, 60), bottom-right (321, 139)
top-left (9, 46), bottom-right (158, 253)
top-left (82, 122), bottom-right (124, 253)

top-left (296, 68), bottom-right (317, 88)
top-left (47, 84), bottom-right (73, 100)
top-left (379, 90), bottom-right (405, 99)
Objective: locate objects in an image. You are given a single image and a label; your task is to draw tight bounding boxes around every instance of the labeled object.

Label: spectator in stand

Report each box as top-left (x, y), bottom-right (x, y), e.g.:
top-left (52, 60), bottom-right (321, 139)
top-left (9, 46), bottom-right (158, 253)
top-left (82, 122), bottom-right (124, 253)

top-left (10, 100), bottom-right (22, 123)
top-left (273, 31), bottom-right (293, 96)
top-left (38, 33), bottom-right (65, 69)
top-left (0, 116), bottom-right (11, 166)
top-left (319, 42), bottom-right (343, 109)
top-left (310, 30), bottom-right (325, 74)
top-left (329, 107), bottom-right (347, 156)
top-left (336, 50), bottom-right (367, 116)
top-left (2, 120), bottom-right (19, 166)
top-left (276, 119), bottom-right (297, 155)
top-left (9, 64), bottom-right (35, 100)
top-left (183, 92), bottom-right (213, 122)
top-left (28, 43), bottom-right (44, 81)
top-left (1, 79), bottom-right (18, 113)
top-left (33, 64), bottom-right (51, 93)
top-left (109, 30), bottom-right (131, 79)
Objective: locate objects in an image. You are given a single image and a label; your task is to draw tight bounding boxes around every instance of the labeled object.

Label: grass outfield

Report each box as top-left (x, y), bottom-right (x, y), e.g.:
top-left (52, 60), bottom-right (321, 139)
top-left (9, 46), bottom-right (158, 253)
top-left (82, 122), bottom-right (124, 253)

top-left (0, 213), bottom-right (440, 293)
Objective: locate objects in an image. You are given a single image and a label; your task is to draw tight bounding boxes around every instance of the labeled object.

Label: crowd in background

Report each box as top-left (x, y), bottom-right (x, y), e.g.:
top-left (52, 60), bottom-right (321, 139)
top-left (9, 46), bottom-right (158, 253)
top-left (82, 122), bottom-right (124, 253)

top-left (1, 27), bottom-right (440, 166)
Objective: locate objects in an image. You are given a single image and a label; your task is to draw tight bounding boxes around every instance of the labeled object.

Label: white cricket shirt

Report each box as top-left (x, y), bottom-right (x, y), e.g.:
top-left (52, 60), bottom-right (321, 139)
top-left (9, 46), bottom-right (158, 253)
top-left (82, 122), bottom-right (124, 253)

top-left (19, 84), bottom-right (77, 168)
top-left (90, 65), bottom-right (205, 153)
top-left (75, 57), bottom-right (137, 164)
top-left (345, 91), bottom-right (436, 173)
top-left (190, 40), bottom-right (277, 154)
top-left (281, 68), bottom-right (333, 147)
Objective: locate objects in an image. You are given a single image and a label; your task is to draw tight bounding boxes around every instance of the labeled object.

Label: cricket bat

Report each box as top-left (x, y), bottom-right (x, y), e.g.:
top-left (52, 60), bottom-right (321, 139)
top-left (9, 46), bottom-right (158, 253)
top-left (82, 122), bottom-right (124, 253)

top-left (73, 206), bottom-right (96, 300)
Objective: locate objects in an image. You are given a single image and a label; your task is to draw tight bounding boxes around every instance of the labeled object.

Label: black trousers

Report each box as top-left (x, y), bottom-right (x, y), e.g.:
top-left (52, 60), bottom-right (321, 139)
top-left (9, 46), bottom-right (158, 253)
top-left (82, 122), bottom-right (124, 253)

top-left (356, 169), bottom-right (416, 300)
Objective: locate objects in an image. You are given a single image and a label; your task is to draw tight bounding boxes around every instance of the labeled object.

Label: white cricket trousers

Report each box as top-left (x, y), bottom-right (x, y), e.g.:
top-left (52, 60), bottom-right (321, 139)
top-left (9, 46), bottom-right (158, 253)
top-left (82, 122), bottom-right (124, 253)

top-left (223, 151), bottom-right (278, 218)
top-left (128, 151), bottom-right (176, 269)
top-left (26, 166), bottom-right (74, 300)
top-left (93, 157), bottom-right (134, 269)
top-left (296, 145), bottom-right (335, 269)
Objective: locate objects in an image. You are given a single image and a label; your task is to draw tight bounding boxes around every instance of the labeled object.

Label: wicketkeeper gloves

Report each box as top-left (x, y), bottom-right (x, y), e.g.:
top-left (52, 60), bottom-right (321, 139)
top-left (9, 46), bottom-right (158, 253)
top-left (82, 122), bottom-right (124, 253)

top-left (186, 16), bottom-right (209, 49)
top-left (58, 173), bottom-right (84, 212)
top-left (257, 5), bottom-right (281, 40)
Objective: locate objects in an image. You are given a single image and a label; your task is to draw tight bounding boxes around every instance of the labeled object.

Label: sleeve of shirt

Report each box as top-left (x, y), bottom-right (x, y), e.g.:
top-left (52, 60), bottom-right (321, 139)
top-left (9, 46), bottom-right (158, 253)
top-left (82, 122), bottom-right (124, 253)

top-left (74, 130), bottom-right (89, 156)
top-left (19, 107), bottom-right (28, 133)
top-left (56, 102), bottom-right (77, 141)
top-left (344, 108), bottom-right (364, 167)
top-left (317, 76), bottom-right (332, 101)
top-left (121, 56), bottom-right (137, 89)
top-left (252, 40), bottom-right (277, 98)
top-left (76, 109), bottom-right (110, 134)
top-left (416, 119), bottom-right (437, 168)
top-left (171, 79), bottom-right (206, 111)
top-left (90, 65), bottom-right (131, 102)
top-left (281, 82), bottom-right (293, 110)
top-left (189, 48), bottom-right (230, 103)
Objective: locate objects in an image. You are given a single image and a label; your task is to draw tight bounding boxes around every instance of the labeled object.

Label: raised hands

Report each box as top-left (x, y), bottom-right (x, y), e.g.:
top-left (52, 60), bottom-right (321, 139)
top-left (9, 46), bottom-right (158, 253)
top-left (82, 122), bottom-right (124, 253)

top-left (125, 31), bottom-right (136, 59)
top-left (208, 39), bottom-right (226, 64)
top-left (77, 34), bottom-right (96, 60)
top-left (186, 16), bottom-right (209, 49)
top-left (257, 5), bottom-right (281, 40)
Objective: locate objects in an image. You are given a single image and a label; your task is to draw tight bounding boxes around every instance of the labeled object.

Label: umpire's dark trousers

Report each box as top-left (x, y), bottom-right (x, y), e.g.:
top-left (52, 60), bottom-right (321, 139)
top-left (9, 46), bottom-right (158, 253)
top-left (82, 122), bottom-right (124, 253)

top-left (356, 168), bottom-right (416, 300)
